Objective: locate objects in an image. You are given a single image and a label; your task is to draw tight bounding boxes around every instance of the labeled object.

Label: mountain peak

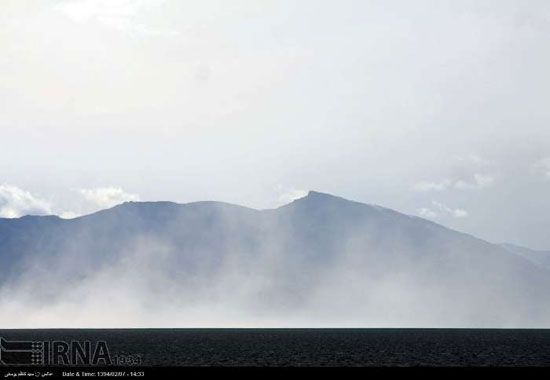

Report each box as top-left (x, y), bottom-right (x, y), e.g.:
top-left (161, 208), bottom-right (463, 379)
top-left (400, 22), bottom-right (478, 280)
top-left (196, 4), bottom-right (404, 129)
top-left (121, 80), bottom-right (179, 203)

top-left (303, 190), bottom-right (350, 201)
top-left (277, 190), bottom-right (382, 215)
top-left (279, 190), bottom-right (351, 208)
top-left (299, 190), bottom-right (368, 207)
top-left (306, 190), bottom-right (333, 198)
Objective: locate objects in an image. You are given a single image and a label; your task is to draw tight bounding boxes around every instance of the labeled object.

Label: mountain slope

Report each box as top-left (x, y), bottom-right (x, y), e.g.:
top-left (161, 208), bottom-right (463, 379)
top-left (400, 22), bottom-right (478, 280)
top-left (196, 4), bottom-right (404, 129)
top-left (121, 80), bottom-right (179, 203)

top-left (0, 191), bottom-right (549, 327)
top-left (499, 243), bottom-right (550, 271)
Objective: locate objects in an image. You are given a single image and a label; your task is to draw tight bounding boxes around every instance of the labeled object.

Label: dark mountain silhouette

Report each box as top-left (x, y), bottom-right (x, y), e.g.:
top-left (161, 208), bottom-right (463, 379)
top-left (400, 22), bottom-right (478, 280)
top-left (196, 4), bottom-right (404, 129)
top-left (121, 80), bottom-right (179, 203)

top-left (0, 191), bottom-right (549, 327)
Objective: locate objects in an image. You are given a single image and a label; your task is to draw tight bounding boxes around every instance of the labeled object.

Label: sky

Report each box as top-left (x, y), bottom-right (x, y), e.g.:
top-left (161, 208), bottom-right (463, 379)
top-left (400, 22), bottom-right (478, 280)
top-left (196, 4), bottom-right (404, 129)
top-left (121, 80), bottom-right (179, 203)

top-left (1, 0), bottom-right (550, 249)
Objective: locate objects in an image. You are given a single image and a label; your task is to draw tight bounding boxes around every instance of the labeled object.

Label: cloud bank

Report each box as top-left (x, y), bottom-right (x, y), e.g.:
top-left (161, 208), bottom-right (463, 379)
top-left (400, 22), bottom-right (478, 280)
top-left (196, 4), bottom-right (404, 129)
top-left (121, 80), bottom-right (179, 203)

top-left (0, 184), bottom-right (52, 218)
top-left (417, 201), bottom-right (468, 219)
top-left (79, 187), bottom-right (141, 209)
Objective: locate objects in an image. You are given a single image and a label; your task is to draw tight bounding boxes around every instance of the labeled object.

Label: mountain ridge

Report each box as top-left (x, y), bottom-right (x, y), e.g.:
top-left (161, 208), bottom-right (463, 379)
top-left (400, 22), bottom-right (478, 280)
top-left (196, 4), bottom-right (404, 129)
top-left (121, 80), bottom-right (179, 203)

top-left (0, 190), bottom-right (494, 243)
top-left (0, 190), bottom-right (549, 327)
top-left (1, 190), bottom-right (544, 251)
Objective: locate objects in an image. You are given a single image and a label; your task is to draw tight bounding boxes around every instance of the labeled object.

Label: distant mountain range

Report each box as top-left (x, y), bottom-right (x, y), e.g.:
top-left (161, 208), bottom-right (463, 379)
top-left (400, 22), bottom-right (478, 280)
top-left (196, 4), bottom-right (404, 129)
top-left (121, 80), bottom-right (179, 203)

top-left (499, 243), bottom-right (550, 271)
top-left (0, 191), bottom-right (549, 327)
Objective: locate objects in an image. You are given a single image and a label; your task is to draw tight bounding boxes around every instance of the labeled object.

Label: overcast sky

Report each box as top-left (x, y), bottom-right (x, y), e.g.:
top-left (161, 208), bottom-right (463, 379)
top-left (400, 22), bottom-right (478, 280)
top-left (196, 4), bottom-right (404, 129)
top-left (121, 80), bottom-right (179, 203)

top-left (1, 0), bottom-right (550, 249)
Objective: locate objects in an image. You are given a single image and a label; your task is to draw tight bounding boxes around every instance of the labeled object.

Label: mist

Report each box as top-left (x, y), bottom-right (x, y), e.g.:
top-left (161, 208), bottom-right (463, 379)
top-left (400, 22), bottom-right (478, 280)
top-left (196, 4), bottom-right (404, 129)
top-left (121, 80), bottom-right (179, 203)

top-left (1, 0), bottom-right (550, 330)
top-left (1, 192), bottom-right (548, 328)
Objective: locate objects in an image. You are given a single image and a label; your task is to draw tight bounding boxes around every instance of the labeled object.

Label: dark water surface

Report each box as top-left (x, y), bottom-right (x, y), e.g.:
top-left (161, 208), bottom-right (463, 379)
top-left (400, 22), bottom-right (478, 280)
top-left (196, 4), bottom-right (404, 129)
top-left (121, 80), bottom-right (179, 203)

top-left (1, 329), bottom-right (549, 366)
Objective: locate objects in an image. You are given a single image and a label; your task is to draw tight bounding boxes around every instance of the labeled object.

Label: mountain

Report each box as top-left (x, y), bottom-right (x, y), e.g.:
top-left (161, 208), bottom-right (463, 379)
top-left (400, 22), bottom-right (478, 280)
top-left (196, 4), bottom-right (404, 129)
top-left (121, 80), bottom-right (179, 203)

top-left (0, 191), bottom-right (549, 327)
top-left (499, 243), bottom-right (550, 271)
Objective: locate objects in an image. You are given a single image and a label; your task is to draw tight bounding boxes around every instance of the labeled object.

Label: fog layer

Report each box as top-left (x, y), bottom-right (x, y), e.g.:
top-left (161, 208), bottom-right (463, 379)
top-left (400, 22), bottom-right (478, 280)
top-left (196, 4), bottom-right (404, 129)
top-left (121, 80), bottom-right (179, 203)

top-left (0, 192), bottom-right (549, 328)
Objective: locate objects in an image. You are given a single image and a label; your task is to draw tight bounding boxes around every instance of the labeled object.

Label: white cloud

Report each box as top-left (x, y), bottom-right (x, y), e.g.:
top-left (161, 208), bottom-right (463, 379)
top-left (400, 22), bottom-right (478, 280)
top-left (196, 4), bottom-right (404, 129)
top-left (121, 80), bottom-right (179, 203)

top-left (55, 0), bottom-right (173, 35)
top-left (413, 154), bottom-right (495, 192)
top-left (417, 207), bottom-right (439, 219)
top-left (432, 201), bottom-right (469, 218)
top-left (454, 154), bottom-right (494, 167)
top-left (59, 211), bottom-right (82, 219)
top-left (414, 173), bottom-right (494, 192)
top-left (533, 158), bottom-right (550, 179)
top-left (0, 184), bottom-right (52, 218)
top-left (413, 180), bottom-right (452, 192)
top-left (273, 186), bottom-right (308, 207)
top-left (454, 173), bottom-right (495, 190)
top-left (417, 201), bottom-right (468, 220)
top-left (452, 208), bottom-right (469, 218)
top-left (79, 187), bottom-right (140, 209)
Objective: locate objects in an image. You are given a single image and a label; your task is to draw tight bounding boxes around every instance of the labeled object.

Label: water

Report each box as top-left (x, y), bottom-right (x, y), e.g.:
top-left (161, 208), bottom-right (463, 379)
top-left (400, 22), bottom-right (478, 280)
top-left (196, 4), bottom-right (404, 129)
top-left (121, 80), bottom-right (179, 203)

top-left (1, 329), bottom-right (550, 366)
